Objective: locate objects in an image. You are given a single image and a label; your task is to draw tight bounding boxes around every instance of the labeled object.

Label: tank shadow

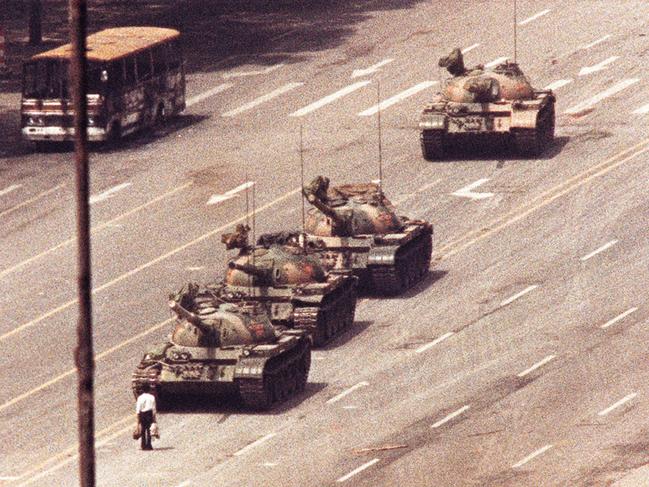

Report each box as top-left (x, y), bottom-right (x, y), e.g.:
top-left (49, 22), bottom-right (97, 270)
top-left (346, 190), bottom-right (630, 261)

top-left (157, 381), bottom-right (327, 415)
top-left (318, 320), bottom-right (373, 350)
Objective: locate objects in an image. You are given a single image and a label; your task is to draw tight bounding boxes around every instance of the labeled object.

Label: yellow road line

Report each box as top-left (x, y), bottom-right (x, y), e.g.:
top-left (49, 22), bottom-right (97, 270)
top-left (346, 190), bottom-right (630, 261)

top-left (0, 181), bottom-right (192, 280)
top-left (0, 183), bottom-right (65, 219)
top-left (0, 187), bottom-right (301, 343)
top-left (0, 318), bottom-right (172, 414)
top-left (434, 138), bottom-right (649, 261)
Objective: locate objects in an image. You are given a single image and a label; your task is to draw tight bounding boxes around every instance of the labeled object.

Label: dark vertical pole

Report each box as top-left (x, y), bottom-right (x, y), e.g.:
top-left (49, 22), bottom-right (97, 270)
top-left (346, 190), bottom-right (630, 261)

top-left (513, 0), bottom-right (518, 63)
top-left (29, 0), bottom-right (43, 45)
top-left (299, 125), bottom-right (305, 235)
top-left (376, 81), bottom-right (383, 200)
top-left (69, 1), bottom-right (95, 486)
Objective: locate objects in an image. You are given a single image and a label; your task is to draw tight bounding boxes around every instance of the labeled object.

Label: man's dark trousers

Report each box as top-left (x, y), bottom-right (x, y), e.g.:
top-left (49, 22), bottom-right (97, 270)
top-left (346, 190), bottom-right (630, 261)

top-left (138, 410), bottom-right (154, 450)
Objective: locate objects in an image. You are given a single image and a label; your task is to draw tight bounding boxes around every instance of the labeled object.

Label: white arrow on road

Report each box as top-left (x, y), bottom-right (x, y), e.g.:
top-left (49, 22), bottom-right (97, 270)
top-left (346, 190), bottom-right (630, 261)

top-left (451, 178), bottom-right (494, 200)
top-left (89, 182), bottom-right (131, 204)
top-left (207, 181), bottom-right (255, 205)
top-left (222, 63), bottom-right (284, 80)
top-left (578, 56), bottom-right (619, 76)
top-left (351, 59), bottom-right (394, 78)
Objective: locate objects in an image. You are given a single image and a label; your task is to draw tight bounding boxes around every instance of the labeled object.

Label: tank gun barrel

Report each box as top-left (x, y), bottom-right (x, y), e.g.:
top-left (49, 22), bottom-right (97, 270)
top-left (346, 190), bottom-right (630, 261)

top-left (228, 261), bottom-right (271, 280)
top-left (169, 300), bottom-right (211, 333)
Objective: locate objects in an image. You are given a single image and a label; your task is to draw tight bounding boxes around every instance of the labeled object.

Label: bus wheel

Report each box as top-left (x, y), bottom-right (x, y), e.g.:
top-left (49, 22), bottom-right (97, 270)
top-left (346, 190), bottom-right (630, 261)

top-left (154, 104), bottom-right (166, 128)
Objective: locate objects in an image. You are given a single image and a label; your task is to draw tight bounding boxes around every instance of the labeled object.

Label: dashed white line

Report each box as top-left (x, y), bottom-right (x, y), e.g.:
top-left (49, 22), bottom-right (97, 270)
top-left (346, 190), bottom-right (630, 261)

top-left (451, 178), bottom-right (494, 200)
top-left (461, 43), bottom-right (480, 54)
top-left (186, 266), bottom-right (205, 271)
top-left (222, 82), bottom-right (303, 117)
top-left (598, 393), bottom-right (637, 416)
top-left (174, 481), bottom-right (191, 487)
top-left (358, 81), bottom-right (436, 116)
top-left (336, 459), bottom-right (380, 483)
top-left (207, 181), bottom-right (255, 205)
top-left (518, 9), bottom-right (551, 25)
top-left (186, 83), bottom-right (234, 108)
top-left (564, 79), bottom-right (640, 115)
top-left (289, 81), bottom-right (371, 117)
top-left (89, 182), bottom-right (131, 204)
top-left (580, 239), bottom-right (618, 261)
top-left (234, 433), bottom-right (277, 456)
top-left (0, 184), bottom-right (21, 197)
top-left (0, 477), bottom-right (20, 481)
top-left (342, 405), bottom-right (359, 410)
top-left (415, 332), bottom-right (454, 354)
top-left (579, 56), bottom-right (619, 76)
top-left (485, 57), bottom-right (508, 68)
top-left (633, 103), bottom-right (649, 115)
top-left (261, 462), bottom-right (278, 468)
top-left (581, 34), bottom-right (611, 50)
top-left (431, 405), bottom-right (470, 428)
top-left (500, 285), bottom-right (538, 307)
top-left (600, 307), bottom-right (638, 329)
top-left (223, 63), bottom-right (285, 80)
top-left (544, 79), bottom-right (573, 91)
top-left (0, 183), bottom-right (64, 219)
top-left (517, 354), bottom-right (556, 378)
top-left (351, 58), bottom-right (394, 78)
top-left (327, 381), bottom-right (369, 404)
top-left (512, 444), bottom-right (553, 468)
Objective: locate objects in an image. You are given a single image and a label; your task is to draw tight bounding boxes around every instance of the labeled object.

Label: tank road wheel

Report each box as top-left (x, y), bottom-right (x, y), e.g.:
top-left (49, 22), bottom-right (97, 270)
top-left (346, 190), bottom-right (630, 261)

top-left (513, 102), bottom-right (555, 157)
top-left (420, 130), bottom-right (445, 161)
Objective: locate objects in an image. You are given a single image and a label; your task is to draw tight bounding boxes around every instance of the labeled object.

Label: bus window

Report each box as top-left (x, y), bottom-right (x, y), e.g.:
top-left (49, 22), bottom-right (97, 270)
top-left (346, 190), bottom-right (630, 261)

top-left (125, 56), bottom-right (136, 85)
top-left (87, 62), bottom-right (105, 94)
top-left (107, 60), bottom-right (124, 90)
top-left (167, 40), bottom-right (181, 70)
top-left (23, 60), bottom-right (64, 98)
top-left (136, 50), bottom-right (152, 81)
top-left (151, 45), bottom-right (166, 75)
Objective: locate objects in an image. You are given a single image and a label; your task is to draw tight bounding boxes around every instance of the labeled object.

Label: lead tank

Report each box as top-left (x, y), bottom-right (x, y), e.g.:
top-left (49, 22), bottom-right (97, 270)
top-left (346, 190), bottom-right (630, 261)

top-left (131, 286), bottom-right (311, 410)
top-left (302, 176), bottom-right (433, 295)
top-left (419, 48), bottom-right (555, 159)
top-left (212, 225), bottom-right (358, 347)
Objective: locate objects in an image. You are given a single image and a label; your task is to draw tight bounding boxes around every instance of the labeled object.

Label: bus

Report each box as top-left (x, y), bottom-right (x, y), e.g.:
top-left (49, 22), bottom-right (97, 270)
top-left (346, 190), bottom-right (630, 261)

top-left (21, 27), bottom-right (185, 144)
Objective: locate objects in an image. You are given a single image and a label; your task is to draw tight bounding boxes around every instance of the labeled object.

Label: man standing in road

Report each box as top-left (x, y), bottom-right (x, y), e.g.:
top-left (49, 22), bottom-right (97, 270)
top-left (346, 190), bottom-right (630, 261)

top-left (135, 384), bottom-right (157, 450)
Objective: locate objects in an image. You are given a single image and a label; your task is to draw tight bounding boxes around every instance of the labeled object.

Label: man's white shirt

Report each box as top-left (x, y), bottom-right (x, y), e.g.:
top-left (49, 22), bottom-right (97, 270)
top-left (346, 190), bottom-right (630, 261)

top-left (136, 393), bottom-right (156, 414)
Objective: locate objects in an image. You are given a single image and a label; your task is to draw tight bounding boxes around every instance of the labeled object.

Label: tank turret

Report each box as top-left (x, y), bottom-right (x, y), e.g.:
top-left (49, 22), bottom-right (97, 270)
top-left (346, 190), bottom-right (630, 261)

top-left (302, 176), bottom-right (403, 238)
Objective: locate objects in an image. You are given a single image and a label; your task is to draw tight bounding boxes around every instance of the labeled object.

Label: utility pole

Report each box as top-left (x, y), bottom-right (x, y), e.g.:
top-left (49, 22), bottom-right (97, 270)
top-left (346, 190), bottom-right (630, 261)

top-left (69, 1), bottom-right (95, 486)
top-left (29, 0), bottom-right (43, 45)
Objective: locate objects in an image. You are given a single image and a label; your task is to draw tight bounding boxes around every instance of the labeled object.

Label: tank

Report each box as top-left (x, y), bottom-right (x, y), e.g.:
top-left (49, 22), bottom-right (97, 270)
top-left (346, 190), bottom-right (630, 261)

top-left (301, 176), bottom-right (433, 295)
top-left (213, 225), bottom-right (358, 347)
top-left (419, 48), bottom-right (555, 159)
top-left (131, 287), bottom-right (311, 410)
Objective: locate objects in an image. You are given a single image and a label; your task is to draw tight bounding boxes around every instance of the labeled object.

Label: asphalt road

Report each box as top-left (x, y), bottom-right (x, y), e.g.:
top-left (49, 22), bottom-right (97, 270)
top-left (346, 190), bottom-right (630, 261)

top-left (2, 0), bottom-right (649, 485)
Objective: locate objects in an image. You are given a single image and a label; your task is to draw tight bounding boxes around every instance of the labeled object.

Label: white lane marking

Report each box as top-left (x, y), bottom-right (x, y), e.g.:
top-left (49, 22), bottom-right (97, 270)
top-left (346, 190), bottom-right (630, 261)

top-left (222, 82), bottom-right (303, 117)
top-left (518, 9), bottom-right (551, 25)
top-left (371, 178), bottom-right (381, 184)
top-left (358, 81), bottom-right (436, 116)
top-left (234, 433), bottom-right (277, 456)
top-left (186, 266), bottom-right (205, 271)
top-left (222, 63), bottom-right (285, 79)
top-left (598, 393), bottom-right (637, 416)
top-left (485, 57), bottom-right (508, 68)
top-left (512, 445), bottom-right (553, 468)
top-left (431, 405), bottom-right (470, 428)
top-left (89, 182), bottom-right (131, 204)
top-left (261, 462), bottom-right (278, 468)
top-left (500, 285), bottom-right (538, 307)
top-left (462, 43), bottom-right (480, 54)
top-left (600, 307), bottom-right (638, 329)
top-left (633, 103), bottom-right (649, 115)
top-left (336, 459), bottom-right (380, 483)
top-left (289, 81), bottom-right (371, 117)
top-left (186, 83), bottom-right (234, 108)
top-left (0, 184), bottom-right (21, 197)
top-left (580, 239), bottom-right (618, 261)
top-left (544, 79), bottom-right (572, 91)
top-left (415, 332), bottom-right (454, 354)
top-left (174, 481), bottom-right (191, 487)
top-left (0, 477), bottom-right (20, 480)
top-left (517, 354), bottom-right (556, 378)
top-left (451, 178), bottom-right (494, 200)
top-left (207, 181), bottom-right (255, 206)
top-left (342, 405), bottom-right (359, 410)
top-left (579, 56), bottom-right (619, 76)
top-left (327, 381), bottom-right (369, 404)
top-left (351, 58), bottom-right (394, 78)
top-left (565, 79), bottom-right (640, 115)
top-left (581, 34), bottom-right (611, 50)
top-left (0, 183), bottom-right (64, 219)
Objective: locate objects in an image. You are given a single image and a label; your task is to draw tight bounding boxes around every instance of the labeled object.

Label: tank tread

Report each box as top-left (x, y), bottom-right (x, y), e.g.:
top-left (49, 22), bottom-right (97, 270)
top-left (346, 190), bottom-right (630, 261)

top-left (131, 363), bottom-right (162, 399)
top-left (513, 101), bottom-right (555, 157)
top-left (420, 130), bottom-right (445, 161)
top-left (238, 339), bottom-right (311, 410)
top-left (370, 231), bottom-right (432, 295)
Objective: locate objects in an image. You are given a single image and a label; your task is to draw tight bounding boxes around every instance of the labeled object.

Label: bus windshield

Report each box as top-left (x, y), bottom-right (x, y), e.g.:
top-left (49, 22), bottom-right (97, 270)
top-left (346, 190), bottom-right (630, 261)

top-left (23, 59), bottom-right (104, 99)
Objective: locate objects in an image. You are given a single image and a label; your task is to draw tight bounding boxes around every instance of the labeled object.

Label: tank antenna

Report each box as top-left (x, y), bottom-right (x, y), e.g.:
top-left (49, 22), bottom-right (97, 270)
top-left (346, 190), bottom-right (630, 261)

top-left (513, 0), bottom-right (518, 64)
top-left (300, 124), bottom-right (306, 237)
top-left (377, 80), bottom-right (384, 202)
top-left (252, 180), bottom-right (256, 296)
top-left (244, 174), bottom-right (252, 290)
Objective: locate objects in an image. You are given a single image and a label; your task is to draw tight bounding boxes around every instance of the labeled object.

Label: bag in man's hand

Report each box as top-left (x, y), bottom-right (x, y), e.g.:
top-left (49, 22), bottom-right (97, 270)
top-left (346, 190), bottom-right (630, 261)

top-left (151, 422), bottom-right (160, 439)
top-left (132, 422), bottom-right (142, 440)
